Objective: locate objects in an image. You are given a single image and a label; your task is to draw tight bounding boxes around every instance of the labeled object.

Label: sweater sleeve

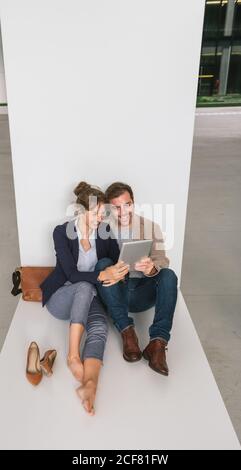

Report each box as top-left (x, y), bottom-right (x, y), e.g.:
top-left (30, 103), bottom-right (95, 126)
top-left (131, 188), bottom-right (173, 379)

top-left (149, 221), bottom-right (170, 271)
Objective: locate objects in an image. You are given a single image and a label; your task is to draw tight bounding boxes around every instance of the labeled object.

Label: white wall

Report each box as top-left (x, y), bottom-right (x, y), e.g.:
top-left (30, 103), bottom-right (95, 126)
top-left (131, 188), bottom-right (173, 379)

top-left (0, 0), bottom-right (205, 279)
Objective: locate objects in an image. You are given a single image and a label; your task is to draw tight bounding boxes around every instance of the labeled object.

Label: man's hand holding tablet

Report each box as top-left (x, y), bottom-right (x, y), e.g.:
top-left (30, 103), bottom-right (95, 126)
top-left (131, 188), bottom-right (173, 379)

top-left (97, 240), bottom-right (154, 286)
top-left (135, 256), bottom-right (157, 276)
top-left (118, 240), bottom-right (153, 274)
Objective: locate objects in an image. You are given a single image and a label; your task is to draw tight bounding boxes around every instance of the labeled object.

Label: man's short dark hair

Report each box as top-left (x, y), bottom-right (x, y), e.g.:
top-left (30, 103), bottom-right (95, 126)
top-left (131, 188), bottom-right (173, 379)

top-left (105, 182), bottom-right (134, 202)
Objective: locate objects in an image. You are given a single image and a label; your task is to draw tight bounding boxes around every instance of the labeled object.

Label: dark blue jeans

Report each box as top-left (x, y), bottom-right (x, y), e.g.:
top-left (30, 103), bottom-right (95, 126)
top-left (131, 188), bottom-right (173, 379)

top-left (95, 258), bottom-right (178, 343)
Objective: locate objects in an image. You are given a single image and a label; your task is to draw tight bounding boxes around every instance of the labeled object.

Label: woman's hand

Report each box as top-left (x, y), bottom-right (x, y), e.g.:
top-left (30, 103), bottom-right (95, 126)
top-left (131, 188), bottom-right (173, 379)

top-left (134, 257), bottom-right (156, 276)
top-left (98, 261), bottom-right (129, 286)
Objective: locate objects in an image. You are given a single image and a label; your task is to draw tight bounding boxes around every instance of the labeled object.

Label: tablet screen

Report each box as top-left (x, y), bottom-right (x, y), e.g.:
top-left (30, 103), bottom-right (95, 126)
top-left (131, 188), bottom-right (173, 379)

top-left (118, 240), bottom-right (153, 272)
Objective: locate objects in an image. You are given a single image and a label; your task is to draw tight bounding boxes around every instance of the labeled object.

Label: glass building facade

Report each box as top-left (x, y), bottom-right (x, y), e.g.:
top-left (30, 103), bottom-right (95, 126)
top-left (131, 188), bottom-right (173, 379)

top-left (198, 0), bottom-right (241, 96)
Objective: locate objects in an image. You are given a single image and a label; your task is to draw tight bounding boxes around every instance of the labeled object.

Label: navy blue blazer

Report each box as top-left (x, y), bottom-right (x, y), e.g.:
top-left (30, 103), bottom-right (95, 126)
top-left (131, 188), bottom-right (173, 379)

top-left (40, 220), bottom-right (119, 307)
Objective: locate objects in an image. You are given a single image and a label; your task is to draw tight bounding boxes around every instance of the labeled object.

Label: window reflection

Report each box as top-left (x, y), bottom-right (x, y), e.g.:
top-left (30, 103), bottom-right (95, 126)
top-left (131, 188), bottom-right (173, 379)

top-left (198, 0), bottom-right (241, 97)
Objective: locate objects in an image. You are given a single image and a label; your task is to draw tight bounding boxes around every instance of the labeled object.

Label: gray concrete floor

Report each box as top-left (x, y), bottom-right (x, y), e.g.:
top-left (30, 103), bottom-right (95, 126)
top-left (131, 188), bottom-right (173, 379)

top-left (0, 109), bottom-right (240, 442)
top-left (181, 107), bottom-right (241, 443)
top-left (0, 114), bottom-right (20, 350)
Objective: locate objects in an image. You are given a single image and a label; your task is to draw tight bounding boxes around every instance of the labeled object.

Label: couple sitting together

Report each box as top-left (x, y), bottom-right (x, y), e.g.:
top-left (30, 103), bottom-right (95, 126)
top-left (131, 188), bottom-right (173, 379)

top-left (40, 181), bottom-right (178, 415)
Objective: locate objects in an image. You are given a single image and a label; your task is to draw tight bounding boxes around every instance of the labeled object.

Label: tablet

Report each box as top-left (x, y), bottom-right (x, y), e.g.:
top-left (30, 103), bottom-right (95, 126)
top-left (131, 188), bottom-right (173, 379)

top-left (118, 240), bottom-right (153, 270)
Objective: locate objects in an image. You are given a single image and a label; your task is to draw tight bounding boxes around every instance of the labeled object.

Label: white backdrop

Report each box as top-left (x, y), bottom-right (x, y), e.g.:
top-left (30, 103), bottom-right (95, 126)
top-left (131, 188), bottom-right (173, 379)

top-left (0, 0), bottom-right (205, 279)
top-left (1, 2), bottom-right (240, 450)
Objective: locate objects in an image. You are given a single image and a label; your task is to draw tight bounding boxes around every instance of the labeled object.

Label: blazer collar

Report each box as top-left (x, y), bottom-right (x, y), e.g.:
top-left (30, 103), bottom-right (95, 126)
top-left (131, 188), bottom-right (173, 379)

top-left (69, 218), bottom-right (100, 261)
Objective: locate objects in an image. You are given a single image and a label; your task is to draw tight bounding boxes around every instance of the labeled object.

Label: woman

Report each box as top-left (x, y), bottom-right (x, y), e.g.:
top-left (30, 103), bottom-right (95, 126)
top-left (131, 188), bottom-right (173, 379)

top-left (40, 181), bottom-right (129, 415)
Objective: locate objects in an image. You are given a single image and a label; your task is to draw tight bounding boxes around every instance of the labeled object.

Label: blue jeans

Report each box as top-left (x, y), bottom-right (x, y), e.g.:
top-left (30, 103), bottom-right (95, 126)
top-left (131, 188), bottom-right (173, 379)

top-left (95, 258), bottom-right (178, 343)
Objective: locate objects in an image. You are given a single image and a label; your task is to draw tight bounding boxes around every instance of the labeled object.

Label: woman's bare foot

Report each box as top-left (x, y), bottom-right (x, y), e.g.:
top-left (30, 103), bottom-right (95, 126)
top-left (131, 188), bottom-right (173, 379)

top-left (67, 355), bottom-right (84, 382)
top-left (76, 379), bottom-right (97, 416)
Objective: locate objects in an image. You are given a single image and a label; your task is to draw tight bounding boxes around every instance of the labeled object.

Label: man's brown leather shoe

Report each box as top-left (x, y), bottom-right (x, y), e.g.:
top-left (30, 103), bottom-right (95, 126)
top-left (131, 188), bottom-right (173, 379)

top-left (121, 326), bottom-right (142, 362)
top-left (143, 339), bottom-right (169, 376)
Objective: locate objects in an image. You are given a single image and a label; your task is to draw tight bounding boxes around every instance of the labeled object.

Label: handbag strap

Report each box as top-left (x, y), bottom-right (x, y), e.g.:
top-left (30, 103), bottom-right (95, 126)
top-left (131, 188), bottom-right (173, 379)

top-left (11, 269), bottom-right (22, 296)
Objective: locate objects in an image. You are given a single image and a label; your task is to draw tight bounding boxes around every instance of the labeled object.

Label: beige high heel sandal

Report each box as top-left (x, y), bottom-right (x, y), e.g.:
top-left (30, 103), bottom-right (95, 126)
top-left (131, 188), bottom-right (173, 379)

top-left (26, 341), bottom-right (43, 386)
top-left (40, 350), bottom-right (57, 376)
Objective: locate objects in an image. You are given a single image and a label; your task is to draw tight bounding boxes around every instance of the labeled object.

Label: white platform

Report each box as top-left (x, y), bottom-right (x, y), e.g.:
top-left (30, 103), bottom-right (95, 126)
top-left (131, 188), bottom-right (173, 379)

top-left (0, 292), bottom-right (239, 450)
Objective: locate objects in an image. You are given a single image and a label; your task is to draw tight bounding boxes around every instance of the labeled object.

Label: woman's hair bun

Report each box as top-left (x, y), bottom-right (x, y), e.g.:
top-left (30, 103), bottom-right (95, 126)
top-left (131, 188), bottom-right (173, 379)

top-left (73, 181), bottom-right (91, 196)
top-left (73, 180), bottom-right (105, 210)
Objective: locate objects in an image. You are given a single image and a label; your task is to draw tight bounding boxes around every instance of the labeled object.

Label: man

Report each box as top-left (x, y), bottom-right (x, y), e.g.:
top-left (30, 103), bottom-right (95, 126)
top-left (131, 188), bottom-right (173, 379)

top-left (95, 182), bottom-right (178, 376)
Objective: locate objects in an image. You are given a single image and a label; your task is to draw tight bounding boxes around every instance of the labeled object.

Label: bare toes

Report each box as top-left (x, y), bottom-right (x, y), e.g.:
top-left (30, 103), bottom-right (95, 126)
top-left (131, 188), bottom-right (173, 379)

top-left (76, 383), bottom-right (96, 415)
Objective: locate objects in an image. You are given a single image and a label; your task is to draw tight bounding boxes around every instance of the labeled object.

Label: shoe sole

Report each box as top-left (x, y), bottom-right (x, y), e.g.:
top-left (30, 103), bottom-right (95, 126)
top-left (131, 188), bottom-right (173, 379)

top-left (123, 353), bottom-right (142, 363)
top-left (142, 351), bottom-right (168, 376)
